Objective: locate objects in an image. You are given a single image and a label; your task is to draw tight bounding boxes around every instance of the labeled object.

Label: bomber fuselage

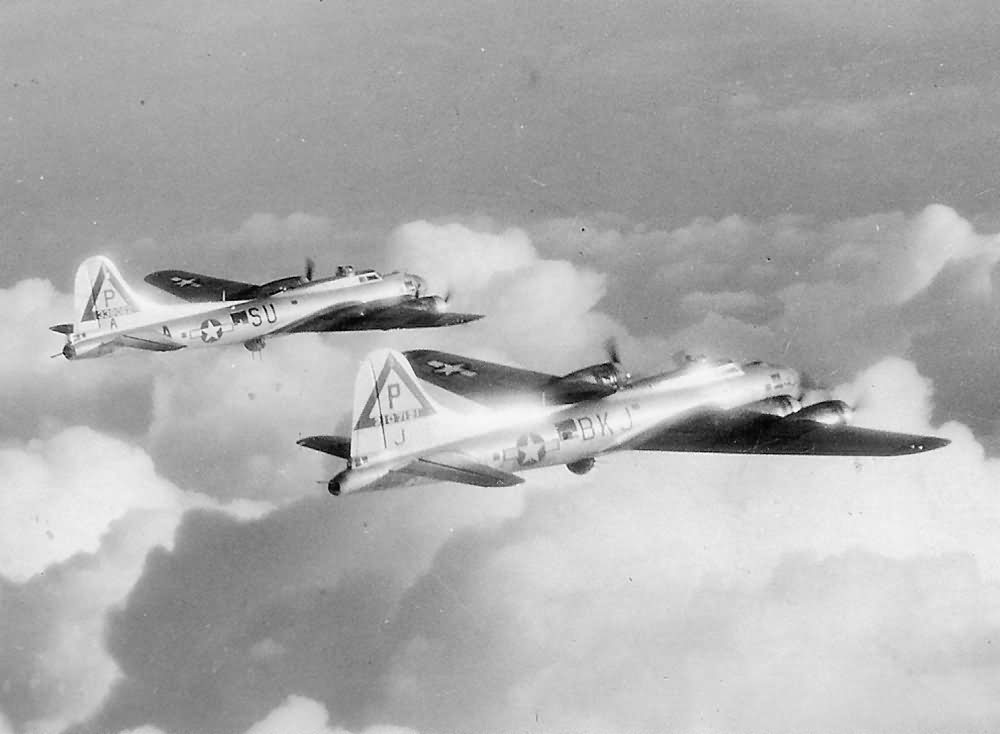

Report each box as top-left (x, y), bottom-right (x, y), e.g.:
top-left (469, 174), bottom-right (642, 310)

top-left (65, 271), bottom-right (416, 359)
top-left (358, 360), bottom-right (801, 477)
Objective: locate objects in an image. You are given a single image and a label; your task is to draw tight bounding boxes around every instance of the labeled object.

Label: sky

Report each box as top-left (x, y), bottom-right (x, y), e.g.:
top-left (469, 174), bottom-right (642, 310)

top-left (2, 1), bottom-right (1000, 733)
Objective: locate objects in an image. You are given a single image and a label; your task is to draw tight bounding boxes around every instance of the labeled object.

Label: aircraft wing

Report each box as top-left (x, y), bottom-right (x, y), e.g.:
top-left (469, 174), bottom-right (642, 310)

top-left (274, 302), bottom-right (483, 335)
top-left (405, 349), bottom-right (616, 405)
top-left (144, 270), bottom-right (258, 302)
top-left (399, 451), bottom-right (525, 487)
top-left (628, 411), bottom-right (950, 456)
top-left (351, 301), bottom-right (483, 330)
top-left (405, 349), bottom-right (559, 404)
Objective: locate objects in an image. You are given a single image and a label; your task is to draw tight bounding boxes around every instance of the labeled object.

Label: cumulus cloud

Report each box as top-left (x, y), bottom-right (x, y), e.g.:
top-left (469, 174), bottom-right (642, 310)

top-left (385, 219), bottom-right (622, 373)
top-left (6, 206), bottom-right (1000, 734)
top-left (74, 489), bottom-right (525, 734)
top-left (234, 212), bottom-right (334, 248)
top-left (0, 426), bottom-right (188, 580)
top-left (0, 430), bottom-right (268, 734)
top-left (64, 349), bottom-right (1000, 734)
top-left (0, 279), bottom-right (156, 440)
top-left (142, 336), bottom-right (358, 502)
top-left (241, 695), bottom-right (417, 734)
top-left (530, 204), bottom-right (1000, 443)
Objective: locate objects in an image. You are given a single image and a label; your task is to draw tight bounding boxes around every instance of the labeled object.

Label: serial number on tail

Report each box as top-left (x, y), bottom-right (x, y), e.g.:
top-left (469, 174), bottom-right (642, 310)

top-left (377, 407), bottom-right (434, 425)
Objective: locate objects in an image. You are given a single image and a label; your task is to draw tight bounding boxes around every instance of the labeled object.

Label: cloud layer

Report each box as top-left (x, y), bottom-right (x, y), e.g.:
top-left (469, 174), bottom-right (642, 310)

top-left (3, 204), bottom-right (999, 734)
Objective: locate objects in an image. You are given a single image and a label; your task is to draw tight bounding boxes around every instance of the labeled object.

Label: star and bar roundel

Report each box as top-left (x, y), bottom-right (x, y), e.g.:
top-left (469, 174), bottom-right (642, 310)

top-left (199, 318), bottom-right (224, 342)
top-left (516, 432), bottom-right (546, 466)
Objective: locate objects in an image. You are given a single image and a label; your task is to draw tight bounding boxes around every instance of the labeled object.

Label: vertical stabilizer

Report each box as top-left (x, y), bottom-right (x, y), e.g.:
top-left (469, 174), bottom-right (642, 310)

top-left (74, 256), bottom-right (144, 328)
top-left (351, 349), bottom-right (458, 463)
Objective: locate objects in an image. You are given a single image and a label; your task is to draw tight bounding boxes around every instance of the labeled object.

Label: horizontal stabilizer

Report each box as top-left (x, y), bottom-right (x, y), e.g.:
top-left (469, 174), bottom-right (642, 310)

top-left (116, 333), bottom-right (185, 352)
top-left (49, 323), bottom-right (74, 335)
top-left (297, 435), bottom-right (351, 459)
top-left (400, 451), bottom-right (525, 487)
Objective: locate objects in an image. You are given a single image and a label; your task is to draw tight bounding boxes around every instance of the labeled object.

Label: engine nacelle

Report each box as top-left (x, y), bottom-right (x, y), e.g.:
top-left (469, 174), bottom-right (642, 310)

top-left (744, 395), bottom-right (802, 417)
top-left (566, 458), bottom-right (596, 475)
top-left (255, 276), bottom-right (306, 298)
top-left (790, 400), bottom-right (853, 425)
top-left (557, 362), bottom-right (630, 391)
top-left (408, 295), bottom-right (448, 313)
top-left (327, 465), bottom-right (390, 496)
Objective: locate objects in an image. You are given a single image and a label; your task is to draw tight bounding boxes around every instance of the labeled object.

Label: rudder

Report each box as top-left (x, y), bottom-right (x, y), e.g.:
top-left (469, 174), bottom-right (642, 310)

top-left (350, 349), bottom-right (458, 463)
top-left (74, 256), bottom-right (144, 327)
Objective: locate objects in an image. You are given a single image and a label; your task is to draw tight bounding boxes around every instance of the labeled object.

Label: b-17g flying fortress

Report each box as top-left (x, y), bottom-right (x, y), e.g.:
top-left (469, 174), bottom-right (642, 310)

top-left (50, 255), bottom-right (481, 360)
top-left (298, 346), bottom-right (949, 495)
top-left (52, 253), bottom-right (948, 496)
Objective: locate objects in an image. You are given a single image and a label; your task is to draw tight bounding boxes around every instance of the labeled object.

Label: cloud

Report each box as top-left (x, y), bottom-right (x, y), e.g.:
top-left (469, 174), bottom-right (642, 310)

top-left (0, 279), bottom-right (156, 440)
top-left (0, 418), bottom-right (268, 733)
top-left (5, 207), bottom-right (1000, 734)
top-left (0, 426), bottom-right (187, 581)
top-left (529, 205), bottom-right (1000, 444)
top-left (241, 695), bottom-right (417, 734)
top-left (230, 212), bottom-right (335, 250)
top-left (74, 489), bottom-right (525, 734)
top-left (385, 219), bottom-right (622, 374)
top-left (1, 509), bottom-right (185, 734)
top-left (679, 290), bottom-right (782, 323)
top-left (142, 336), bottom-right (357, 502)
top-left (68, 350), bottom-right (1000, 734)
top-left (0, 485), bottom-right (266, 734)
top-left (117, 695), bottom-right (421, 734)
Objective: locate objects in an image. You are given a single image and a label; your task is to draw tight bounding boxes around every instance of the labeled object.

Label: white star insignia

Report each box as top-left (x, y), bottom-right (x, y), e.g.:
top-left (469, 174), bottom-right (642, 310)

top-left (427, 360), bottom-right (477, 377)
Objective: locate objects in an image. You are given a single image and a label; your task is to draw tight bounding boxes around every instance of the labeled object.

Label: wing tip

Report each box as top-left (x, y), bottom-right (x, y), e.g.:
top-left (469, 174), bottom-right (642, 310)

top-left (432, 312), bottom-right (484, 327)
top-left (895, 435), bottom-right (950, 455)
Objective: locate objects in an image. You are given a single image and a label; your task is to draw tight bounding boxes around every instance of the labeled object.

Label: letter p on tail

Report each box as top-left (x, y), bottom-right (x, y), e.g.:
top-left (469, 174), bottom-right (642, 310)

top-left (350, 349), bottom-right (457, 462)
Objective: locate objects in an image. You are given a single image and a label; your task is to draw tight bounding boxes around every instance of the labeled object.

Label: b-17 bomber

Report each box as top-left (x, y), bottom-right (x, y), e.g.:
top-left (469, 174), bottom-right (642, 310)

top-left (50, 256), bottom-right (481, 359)
top-left (298, 346), bottom-right (951, 496)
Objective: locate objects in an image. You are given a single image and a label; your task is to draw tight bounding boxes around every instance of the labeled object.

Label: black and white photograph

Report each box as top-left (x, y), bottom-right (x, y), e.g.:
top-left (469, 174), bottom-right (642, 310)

top-left (2, 2), bottom-right (1000, 733)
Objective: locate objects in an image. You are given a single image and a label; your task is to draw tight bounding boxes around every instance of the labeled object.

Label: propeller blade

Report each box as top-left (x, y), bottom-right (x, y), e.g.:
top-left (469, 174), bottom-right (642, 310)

top-left (304, 257), bottom-right (315, 282)
top-left (799, 371), bottom-right (820, 391)
top-left (604, 337), bottom-right (621, 365)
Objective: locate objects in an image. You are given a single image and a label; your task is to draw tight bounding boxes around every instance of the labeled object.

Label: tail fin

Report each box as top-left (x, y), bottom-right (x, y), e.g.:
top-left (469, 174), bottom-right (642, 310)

top-left (351, 348), bottom-right (460, 464)
top-left (74, 256), bottom-right (145, 328)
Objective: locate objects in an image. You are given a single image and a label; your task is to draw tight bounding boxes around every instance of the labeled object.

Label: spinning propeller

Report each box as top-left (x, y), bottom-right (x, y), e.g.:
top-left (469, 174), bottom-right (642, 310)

top-left (604, 337), bottom-right (632, 385)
